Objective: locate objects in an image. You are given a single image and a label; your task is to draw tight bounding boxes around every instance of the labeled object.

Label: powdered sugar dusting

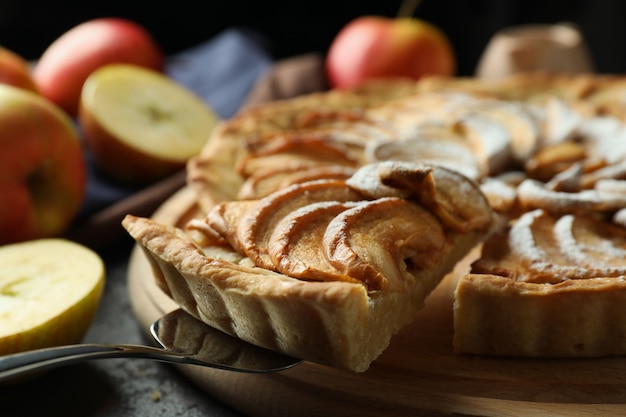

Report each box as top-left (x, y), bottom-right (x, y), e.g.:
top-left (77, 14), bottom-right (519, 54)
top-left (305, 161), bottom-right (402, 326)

top-left (509, 209), bottom-right (549, 268)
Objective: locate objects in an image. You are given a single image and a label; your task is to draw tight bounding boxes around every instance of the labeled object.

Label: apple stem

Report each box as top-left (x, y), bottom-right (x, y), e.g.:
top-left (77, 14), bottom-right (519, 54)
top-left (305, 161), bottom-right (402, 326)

top-left (397, 0), bottom-right (422, 18)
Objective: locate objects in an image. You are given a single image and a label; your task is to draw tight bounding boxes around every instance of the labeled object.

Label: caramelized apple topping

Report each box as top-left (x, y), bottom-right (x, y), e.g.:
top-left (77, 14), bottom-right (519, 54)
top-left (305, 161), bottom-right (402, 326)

top-left (195, 162), bottom-right (493, 291)
top-left (473, 209), bottom-right (626, 284)
top-left (348, 161), bottom-right (493, 233)
top-left (207, 179), bottom-right (364, 271)
top-left (323, 197), bottom-right (448, 291)
top-left (267, 201), bottom-right (362, 285)
top-left (517, 178), bottom-right (626, 214)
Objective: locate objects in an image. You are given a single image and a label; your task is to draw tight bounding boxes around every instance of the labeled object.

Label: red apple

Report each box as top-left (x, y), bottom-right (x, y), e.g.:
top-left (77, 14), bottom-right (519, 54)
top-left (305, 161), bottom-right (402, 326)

top-left (0, 46), bottom-right (39, 93)
top-left (326, 16), bottom-right (456, 89)
top-left (0, 84), bottom-right (86, 245)
top-left (33, 17), bottom-right (164, 116)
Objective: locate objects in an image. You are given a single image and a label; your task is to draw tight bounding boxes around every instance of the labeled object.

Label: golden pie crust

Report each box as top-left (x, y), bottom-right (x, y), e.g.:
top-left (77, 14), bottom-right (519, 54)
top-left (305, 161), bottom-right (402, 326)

top-left (124, 71), bottom-right (626, 370)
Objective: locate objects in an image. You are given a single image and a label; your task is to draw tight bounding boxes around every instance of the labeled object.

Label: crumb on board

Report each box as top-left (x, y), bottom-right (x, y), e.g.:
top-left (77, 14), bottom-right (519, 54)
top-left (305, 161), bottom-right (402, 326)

top-left (151, 389), bottom-right (162, 402)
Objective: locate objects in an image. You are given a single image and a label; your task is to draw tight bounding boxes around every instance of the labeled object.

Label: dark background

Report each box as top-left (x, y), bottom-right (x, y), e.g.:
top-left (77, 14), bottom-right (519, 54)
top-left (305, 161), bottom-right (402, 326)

top-left (1, 0), bottom-right (625, 77)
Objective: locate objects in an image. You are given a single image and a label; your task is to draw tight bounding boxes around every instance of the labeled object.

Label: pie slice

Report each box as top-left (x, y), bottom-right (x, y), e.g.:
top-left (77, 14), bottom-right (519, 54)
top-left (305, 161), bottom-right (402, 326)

top-left (123, 160), bottom-right (494, 372)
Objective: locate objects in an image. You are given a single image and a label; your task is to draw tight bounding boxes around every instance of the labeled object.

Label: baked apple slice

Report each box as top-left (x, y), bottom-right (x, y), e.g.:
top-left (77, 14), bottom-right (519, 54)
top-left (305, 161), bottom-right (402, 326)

top-left (553, 212), bottom-right (626, 269)
top-left (365, 133), bottom-right (482, 181)
top-left (459, 100), bottom-right (540, 163)
top-left (237, 164), bottom-right (355, 200)
top-left (267, 200), bottom-right (361, 284)
top-left (517, 178), bottom-right (626, 213)
top-left (237, 134), bottom-right (361, 178)
top-left (323, 197), bottom-right (448, 291)
top-left (348, 161), bottom-right (493, 233)
top-left (453, 112), bottom-right (513, 175)
top-left (509, 209), bottom-right (626, 281)
top-left (203, 199), bottom-right (258, 254)
top-left (209, 179), bottom-right (365, 270)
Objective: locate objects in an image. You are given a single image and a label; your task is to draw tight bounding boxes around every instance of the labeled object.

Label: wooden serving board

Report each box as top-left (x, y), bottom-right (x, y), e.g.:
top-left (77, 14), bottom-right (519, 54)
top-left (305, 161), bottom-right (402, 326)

top-left (127, 186), bottom-right (626, 417)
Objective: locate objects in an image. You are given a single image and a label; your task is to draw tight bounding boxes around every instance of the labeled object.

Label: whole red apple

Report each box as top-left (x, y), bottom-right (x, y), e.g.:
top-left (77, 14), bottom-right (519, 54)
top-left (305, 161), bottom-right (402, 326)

top-left (0, 84), bottom-right (86, 245)
top-left (33, 17), bottom-right (164, 116)
top-left (326, 16), bottom-right (456, 89)
top-left (0, 46), bottom-right (39, 93)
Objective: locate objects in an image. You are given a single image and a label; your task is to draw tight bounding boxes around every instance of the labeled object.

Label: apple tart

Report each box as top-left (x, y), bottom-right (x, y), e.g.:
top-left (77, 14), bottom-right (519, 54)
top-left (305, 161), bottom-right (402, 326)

top-left (124, 72), bottom-right (626, 370)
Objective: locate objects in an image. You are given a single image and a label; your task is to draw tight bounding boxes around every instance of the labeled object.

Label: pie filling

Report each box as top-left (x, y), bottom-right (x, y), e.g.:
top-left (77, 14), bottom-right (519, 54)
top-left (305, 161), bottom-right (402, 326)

top-left (188, 161), bottom-right (493, 292)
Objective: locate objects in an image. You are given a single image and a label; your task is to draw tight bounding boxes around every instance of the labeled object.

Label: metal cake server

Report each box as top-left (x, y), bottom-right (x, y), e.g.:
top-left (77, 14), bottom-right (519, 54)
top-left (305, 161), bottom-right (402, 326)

top-left (0, 309), bottom-right (301, 383)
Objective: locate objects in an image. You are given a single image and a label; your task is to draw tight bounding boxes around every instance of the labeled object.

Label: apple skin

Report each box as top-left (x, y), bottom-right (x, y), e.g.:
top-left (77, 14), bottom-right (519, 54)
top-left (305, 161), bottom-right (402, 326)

top-left (32, 17), bottom-right (164, 116)
top-left (326, 16), bottom-right (456, 89)
top-left (0, 84), bottom-right (86, 245)
top-left (79, 106), bottom-right (186, 185)
top-left (0, 46), bottom-right (39, 93)
top-left (0, 238), bottom-right (105, 356)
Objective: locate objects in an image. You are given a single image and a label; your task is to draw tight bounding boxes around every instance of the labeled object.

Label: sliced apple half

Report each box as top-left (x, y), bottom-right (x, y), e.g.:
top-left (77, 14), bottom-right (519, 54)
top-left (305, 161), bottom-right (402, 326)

top-left (0, 238), bottom-right (105, 355)
top-left (79, 64), bottom-right (219, 185)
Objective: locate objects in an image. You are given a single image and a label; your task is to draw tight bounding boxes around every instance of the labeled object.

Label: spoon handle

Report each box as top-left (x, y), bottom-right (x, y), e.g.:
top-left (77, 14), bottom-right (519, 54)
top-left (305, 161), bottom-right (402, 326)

top-left (0, 344), bottom-right (193, 383)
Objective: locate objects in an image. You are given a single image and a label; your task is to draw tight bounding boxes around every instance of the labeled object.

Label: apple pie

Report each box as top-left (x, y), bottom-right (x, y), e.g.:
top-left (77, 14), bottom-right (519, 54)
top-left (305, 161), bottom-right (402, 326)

top-left (124, 159), bottom-right (494, 372)
top-left (124, 72), bottom-right (626, 370)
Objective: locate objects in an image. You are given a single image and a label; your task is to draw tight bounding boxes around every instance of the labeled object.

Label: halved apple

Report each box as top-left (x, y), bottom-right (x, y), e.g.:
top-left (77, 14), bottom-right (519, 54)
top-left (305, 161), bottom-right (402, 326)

top-left (0, 238), bottom-right (105, 355)
top-left (79, 64), bottom-right (219, 185)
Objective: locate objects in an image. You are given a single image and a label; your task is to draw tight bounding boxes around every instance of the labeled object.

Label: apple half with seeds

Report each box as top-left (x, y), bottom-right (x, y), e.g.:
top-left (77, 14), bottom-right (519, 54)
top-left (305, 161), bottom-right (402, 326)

top-left (0, 238), bottom-right (105, 356)
top-left (79, 64), bottom-right (219, 185)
